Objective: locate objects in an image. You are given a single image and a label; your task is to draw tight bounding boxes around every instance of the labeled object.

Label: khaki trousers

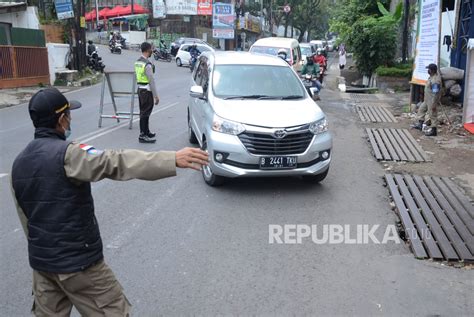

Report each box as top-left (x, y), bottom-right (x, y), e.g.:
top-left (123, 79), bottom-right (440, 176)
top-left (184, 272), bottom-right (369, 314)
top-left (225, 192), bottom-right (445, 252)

top-left (416, 100), bottom-right (438, 127)
top-left (32, 260), bottom-right (131, 316)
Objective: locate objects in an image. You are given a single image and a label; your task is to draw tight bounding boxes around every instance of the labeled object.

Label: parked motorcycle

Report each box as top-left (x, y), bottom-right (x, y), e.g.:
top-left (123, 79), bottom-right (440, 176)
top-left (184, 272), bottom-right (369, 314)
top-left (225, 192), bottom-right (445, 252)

top-left (109, 40), bottom-right (122, 54)
top-left (153, 47), bottom-right (172, 62)
top-left (87, 49), bottom-right (105, 73)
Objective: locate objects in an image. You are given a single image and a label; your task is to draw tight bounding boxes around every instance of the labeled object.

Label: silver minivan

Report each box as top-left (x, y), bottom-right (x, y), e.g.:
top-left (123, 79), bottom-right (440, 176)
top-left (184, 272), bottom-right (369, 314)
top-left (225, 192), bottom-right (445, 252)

top-left (187, 51), bottom-right (332, 186)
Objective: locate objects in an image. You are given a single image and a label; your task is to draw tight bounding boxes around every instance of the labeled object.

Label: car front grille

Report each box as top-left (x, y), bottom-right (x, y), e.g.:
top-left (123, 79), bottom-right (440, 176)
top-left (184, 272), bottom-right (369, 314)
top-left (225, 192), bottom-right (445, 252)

top-left (238, 131), bottom-right (314, 155)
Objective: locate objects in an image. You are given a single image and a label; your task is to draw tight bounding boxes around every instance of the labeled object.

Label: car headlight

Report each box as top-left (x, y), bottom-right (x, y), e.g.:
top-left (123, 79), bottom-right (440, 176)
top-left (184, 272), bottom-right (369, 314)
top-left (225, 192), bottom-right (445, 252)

top-left (212, 115), bottom-right (245, 135)
top-left (309, 118), bottom-right (328, 135)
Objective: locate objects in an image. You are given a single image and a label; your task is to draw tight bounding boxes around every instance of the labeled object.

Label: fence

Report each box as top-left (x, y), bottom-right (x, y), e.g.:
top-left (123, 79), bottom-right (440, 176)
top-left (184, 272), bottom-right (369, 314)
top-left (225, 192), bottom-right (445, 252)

top-left (0, 45), bottom-right (50, 88)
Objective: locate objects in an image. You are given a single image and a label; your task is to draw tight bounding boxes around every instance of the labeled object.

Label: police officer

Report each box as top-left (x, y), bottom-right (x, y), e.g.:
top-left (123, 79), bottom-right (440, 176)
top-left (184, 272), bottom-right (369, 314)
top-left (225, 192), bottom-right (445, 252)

top-left (412, 63), bottom-right (442, 136)
top-left (135, 42), bottom-right (159, 143)
top-left (11, 88), bottom-right (208, 316)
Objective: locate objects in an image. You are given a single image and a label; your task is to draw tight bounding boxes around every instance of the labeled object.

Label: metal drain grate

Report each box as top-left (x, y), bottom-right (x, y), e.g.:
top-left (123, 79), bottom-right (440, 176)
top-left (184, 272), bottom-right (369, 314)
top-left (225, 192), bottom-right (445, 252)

top-left (349, 93), bottom-right (380, 101)
top-left (356, 104), bottom-right (397, 123)
top-left (385, 174), bottom-right (474, 262)
top-left (366, 128), bottom-right (430, 162)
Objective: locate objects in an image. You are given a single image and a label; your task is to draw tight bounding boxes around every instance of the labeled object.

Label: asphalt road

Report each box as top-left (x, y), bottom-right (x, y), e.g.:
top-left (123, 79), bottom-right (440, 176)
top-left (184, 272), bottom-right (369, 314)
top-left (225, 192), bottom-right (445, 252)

top-left (1, 47), bottom-right (472, 316)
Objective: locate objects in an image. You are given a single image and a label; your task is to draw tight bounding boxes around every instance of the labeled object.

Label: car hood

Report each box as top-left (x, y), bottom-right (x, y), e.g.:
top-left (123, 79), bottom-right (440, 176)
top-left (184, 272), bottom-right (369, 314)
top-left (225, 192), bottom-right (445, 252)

top-left (211, 98), bottom-right (325, 128)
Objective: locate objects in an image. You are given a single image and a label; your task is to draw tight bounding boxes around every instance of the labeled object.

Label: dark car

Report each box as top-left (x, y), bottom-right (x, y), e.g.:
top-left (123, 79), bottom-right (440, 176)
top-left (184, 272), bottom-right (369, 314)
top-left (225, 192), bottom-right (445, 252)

top-left (170, 37), bottom-right (210, 56)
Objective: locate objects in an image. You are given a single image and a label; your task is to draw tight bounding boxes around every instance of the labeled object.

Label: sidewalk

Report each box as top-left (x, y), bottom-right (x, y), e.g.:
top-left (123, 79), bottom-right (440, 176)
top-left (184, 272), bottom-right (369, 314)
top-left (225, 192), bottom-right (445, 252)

top-left (0, 87), bottom-right (78, 109)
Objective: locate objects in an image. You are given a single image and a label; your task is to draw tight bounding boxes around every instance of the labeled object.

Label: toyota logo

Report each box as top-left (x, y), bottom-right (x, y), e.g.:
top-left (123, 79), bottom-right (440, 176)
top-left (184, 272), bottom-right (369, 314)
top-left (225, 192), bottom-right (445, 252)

top-left (273, 130), bottom-right (287, 139)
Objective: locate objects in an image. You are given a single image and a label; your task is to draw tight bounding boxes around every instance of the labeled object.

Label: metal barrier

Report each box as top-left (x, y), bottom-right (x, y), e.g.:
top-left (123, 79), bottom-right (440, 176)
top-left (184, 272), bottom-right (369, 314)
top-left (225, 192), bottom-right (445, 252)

top-left (98, 71), bottom-right (139, 129)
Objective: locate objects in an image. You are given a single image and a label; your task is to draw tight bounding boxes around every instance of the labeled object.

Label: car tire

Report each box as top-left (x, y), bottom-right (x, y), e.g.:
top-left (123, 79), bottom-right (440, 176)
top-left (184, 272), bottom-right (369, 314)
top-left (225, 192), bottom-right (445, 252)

top-left (176, 58), bottom-right (182, 67)
top-left (187, 111), bottom-right (198, 144)
top-left (302, 168), bottom-right (329, 183)
top-left (201, 140), bottom-right (225, 186)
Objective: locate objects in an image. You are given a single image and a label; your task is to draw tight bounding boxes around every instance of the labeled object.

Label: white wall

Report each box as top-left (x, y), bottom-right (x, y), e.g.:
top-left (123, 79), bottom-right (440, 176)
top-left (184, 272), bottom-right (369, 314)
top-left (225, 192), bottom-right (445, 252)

top-left (47, 43), bottom-right (70, 85)
top-left (464, 42), bottom-right (474, 124)
top-left (0, 6), bottom-right (40, 29)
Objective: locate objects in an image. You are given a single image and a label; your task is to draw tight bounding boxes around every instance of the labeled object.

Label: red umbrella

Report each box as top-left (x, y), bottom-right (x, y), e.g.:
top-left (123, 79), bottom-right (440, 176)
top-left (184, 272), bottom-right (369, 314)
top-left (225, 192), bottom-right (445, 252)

top-left (104, 5), bottom-right (125, 18)
top-left (98, 7), bottom-right (111, 19)
top-left (85, 10), bottom-right (96, 21)
top-left (118, 4), bottom-right (149, 16)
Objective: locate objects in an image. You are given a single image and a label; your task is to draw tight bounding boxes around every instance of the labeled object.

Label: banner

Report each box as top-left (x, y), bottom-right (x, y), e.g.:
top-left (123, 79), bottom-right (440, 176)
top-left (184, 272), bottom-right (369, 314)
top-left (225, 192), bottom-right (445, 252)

top-left (212, 1), bottom-right (235, 39)
top-left (198, 0), bottom-right (213, 15)
top-left (411, 0), bottom-right (441, 85)
top-left (152, 0), bottom-right (166, 18)
top-left (212, 28), bottom-right (234, 39)
top-left (166, 0), bottom-right (198, 15)
top-left (54, 0), bottom-right (74, 20)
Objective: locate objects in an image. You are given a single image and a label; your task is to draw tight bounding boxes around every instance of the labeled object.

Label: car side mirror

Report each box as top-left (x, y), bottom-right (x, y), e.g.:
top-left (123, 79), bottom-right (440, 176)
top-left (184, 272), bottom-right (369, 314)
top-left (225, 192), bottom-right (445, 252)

top-left (190, 85), bottom-right (205, 99)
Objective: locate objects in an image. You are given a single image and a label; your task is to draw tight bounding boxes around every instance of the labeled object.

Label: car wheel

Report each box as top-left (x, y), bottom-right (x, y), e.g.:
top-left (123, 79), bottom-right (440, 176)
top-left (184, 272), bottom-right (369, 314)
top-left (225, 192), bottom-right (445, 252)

top-left (187, 110), bottom-right (198, 144)
top-left (201, 140), bottom-right (225, 186)
top-left (176, 58), bottom-right (182, 67)
top-left (302, 168), bottom-right (329, 183)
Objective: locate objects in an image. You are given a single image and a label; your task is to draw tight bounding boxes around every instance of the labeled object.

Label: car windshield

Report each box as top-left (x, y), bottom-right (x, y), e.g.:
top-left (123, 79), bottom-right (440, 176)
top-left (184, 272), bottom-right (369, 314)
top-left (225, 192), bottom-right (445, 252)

top-left (300, 46), bottom-right (312, 56)
top-left (212, 65), bottom-right (305, 99)
top-left (250, 46), bottom-right (290, 57)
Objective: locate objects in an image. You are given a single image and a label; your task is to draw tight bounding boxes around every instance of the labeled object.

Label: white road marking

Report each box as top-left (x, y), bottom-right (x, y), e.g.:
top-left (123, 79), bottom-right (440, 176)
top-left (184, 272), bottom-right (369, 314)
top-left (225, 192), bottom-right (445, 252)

top-left (77, 102), bottom-right (179, 144)
top-left (0, 173), bottom-right (8, 179)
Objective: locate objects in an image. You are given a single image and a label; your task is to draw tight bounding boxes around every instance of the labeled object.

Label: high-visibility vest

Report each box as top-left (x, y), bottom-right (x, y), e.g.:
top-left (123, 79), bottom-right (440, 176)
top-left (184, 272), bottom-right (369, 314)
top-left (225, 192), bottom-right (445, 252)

top-left (134, 56), bottom-right (154, 84)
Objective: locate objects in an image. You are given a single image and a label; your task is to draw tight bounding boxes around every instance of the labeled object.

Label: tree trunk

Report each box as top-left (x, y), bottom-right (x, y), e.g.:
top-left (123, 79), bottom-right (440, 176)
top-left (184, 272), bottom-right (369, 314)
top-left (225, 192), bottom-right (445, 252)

top-left (284, 15), bottom-right (289, 37)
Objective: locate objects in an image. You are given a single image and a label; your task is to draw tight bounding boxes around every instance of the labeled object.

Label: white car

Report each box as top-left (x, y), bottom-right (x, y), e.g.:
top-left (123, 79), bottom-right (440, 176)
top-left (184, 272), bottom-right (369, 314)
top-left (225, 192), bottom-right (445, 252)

top-left (175, 44), bottom-right (214, 67)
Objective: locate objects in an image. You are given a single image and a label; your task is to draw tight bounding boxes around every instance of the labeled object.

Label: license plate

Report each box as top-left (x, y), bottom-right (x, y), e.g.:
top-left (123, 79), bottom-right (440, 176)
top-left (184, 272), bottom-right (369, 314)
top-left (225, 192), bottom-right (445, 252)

top-left (259, 156), bottom-right (297, 170)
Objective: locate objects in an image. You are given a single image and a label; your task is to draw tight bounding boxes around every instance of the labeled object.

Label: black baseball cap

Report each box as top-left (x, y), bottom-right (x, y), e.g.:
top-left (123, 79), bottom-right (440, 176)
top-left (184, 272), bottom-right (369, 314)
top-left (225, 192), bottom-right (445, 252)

top-left (425, 63), bottom-right (438, 72)
top-left (29, 88), bottom-right (81, 127)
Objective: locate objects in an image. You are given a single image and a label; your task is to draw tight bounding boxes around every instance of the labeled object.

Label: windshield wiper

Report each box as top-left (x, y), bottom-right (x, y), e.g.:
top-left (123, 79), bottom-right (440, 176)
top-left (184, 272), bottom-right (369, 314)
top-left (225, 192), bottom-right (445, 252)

top-left (224, 95), bottom-right (278, 100)
top-left (281, 95), bottom-right (304, 100)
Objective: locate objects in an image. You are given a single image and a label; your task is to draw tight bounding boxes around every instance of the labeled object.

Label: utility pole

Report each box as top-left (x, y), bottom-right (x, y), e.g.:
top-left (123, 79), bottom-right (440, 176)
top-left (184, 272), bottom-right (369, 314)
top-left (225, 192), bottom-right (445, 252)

top-left (74, 0), bottom-right (86, 71)
top-left (131, 0), bottom-right (135, 15)
top-left (95, 0), bottom-right (99, 28)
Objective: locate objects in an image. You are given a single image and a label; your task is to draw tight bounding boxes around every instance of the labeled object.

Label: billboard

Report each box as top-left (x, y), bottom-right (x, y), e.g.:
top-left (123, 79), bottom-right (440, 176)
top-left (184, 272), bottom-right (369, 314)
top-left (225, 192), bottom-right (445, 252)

top-left (166, 0), bottom-right (198, 15)
top-left (411, 0), bottom-right (441, 85)
top-left (198, 0), bottom-right (213, 16)
top-left (152, 0), bottom-right (166, 18)
top-left (54, 0), bottom-right (74, 20)
top-left (212, 1), bottom-right (235, 39)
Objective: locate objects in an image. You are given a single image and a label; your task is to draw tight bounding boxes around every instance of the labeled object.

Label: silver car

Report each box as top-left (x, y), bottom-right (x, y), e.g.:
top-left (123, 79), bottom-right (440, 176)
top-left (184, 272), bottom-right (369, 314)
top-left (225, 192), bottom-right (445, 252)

top-left (187, 51), bottom-right (332, 186)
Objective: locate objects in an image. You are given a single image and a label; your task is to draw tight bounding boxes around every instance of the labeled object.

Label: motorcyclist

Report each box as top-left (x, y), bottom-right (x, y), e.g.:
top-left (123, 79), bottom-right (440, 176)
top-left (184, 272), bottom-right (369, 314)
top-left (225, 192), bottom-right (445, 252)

top-left (313, 49), bottom-right (327, 83)
top-left (189, 44), bottom-right (201, 70)
top-left (159, 39), bottom-right (167, 50)
top-left (277, 48), bottom-right (290, 64)
top-left (87, 40), bottom-right (96, 56)
top-left (301, 55), bottom-right (322, 100)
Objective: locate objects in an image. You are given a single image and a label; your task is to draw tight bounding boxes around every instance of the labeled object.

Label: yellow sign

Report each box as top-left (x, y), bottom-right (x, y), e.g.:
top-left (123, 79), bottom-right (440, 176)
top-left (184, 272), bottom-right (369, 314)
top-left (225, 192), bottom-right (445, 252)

top-left (80, 16), bottom-right (86, 28)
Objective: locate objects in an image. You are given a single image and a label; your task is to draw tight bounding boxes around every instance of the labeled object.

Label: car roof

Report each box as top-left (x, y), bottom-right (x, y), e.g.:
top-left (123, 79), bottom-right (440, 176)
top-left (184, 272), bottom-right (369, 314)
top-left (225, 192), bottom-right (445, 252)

top-left (252, 37), bottom-right (299, 47)
top-left (300, 43), bottom-right (312, 47)
top-left (205, 51), bottom-right (288, 67)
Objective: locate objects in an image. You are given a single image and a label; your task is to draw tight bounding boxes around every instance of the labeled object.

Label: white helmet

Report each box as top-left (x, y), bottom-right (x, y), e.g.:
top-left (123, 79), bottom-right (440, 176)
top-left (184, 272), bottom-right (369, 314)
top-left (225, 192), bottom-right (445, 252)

top-left (277, 48), bottom-right (287, 59)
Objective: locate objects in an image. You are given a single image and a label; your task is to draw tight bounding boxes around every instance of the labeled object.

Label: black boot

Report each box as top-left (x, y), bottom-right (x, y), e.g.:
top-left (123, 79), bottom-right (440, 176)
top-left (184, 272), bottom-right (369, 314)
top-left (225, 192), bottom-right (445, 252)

top-left (411, 120), bottom-right (423, 130)
top-left (424, 127), bottom-right (437, 136)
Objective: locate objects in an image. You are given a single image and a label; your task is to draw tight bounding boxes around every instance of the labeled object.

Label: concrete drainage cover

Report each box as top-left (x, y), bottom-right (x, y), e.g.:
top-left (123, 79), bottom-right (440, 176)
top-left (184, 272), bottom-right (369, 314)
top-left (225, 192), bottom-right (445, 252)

top-left (356, 104), bottom-right (397, 123)
top-left (366, 128), bottom-right (431, 162)
top-left (385, 174), bottom-right (474, 262)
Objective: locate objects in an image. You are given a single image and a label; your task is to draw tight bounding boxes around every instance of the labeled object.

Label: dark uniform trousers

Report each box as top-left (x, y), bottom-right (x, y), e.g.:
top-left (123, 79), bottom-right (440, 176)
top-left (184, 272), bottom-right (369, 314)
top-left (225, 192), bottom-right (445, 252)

top-left (138, 88), bottom-right (154, 135)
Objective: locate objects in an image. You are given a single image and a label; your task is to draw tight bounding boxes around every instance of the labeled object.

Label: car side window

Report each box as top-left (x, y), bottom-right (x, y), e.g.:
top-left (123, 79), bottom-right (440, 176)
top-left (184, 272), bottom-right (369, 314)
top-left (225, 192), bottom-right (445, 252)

top-left (293, 48), bottom-right (298, 63)
top-left (200, 58), bottom-right (209, 94)
top-left (182, 45), bottom-right (189, 52)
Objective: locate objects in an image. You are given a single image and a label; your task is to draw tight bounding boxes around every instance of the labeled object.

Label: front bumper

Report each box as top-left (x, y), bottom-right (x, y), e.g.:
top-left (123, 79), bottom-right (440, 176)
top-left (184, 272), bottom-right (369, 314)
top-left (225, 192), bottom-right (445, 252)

top-left (207, 129), bottom-right (332, 178)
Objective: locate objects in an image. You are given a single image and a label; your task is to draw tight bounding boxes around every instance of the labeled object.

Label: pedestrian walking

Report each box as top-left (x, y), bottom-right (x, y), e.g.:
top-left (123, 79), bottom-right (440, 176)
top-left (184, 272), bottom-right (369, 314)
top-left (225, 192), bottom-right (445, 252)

top-left (411, 63), bottom-right (442, 136)
top-left (135, 42), bottom-right (159, 143)
top-left (338, 44), bottom-right (346, 70)
top-left (11, 88), bottom-right (208, 316)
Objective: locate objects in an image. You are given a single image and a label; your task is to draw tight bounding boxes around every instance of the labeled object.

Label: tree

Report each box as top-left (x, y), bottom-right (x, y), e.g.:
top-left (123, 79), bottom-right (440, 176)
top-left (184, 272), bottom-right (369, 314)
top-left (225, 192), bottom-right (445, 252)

top-left (291, 0), bottom-right (325, 42)
top-left (346, 2), bottom-right (402, 78)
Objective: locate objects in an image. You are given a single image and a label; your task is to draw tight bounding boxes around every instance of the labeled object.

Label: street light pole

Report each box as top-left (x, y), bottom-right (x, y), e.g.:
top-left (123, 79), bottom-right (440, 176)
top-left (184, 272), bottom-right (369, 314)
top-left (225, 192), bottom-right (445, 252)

top-left (95, 0), bottom-right (99, 27)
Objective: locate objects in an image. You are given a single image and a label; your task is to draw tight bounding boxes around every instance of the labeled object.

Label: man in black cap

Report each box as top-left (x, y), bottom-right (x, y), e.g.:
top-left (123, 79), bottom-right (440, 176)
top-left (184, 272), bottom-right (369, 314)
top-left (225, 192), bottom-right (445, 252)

top-left (11, 88), bottom-right (208, 316)
top-left (412, 63), bottom-right (442, 136)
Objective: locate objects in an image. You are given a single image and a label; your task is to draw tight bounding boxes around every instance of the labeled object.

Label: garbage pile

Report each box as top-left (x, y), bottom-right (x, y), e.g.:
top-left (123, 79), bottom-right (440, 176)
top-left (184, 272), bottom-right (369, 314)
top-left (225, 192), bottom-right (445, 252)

top-left (440, 67), bottom-right (465, 99)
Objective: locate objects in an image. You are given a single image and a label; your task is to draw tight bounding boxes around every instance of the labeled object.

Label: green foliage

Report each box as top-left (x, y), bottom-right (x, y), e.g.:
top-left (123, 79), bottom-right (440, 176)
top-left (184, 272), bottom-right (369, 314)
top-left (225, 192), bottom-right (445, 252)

top-left (376, 66), bottom-right (412, 78)
top-left (348, 15), bottom-right (398, 77)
